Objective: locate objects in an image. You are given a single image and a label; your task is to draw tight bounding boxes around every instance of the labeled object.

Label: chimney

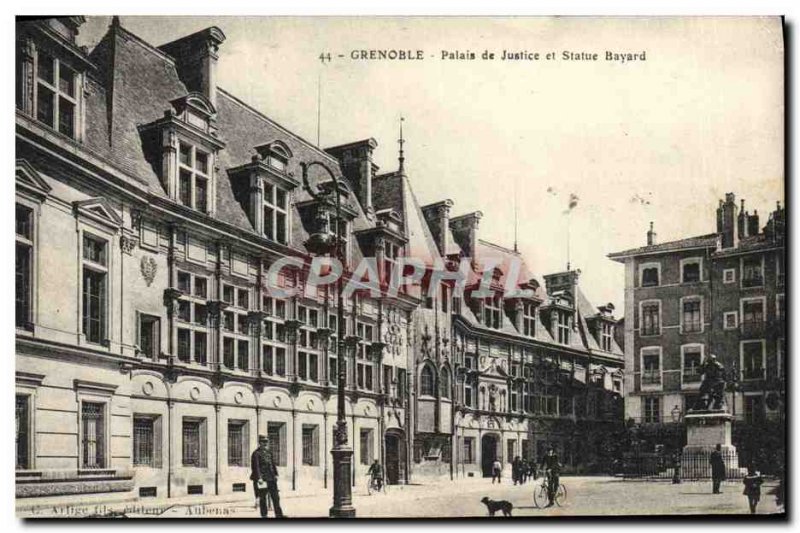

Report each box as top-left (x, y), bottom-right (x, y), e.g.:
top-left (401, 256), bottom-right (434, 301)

top-left (449, 211), bottom-right (483, 261)
top-left (325, 139), bottom-right (378, 216)
top-left (646, 221), bottom-right (657, 246)
top-left (716, 199), bottom-right (724, 233)
top-left (719, 193), bottom-right (739, 249)
top-left (421, 200), bottom-right (454, 257)
top-left (748, 210), bottom-right (760, 237)
top-left (159, 26), bottom-right (226, 108)
top-left (737, 199), bottom-right (748, 238)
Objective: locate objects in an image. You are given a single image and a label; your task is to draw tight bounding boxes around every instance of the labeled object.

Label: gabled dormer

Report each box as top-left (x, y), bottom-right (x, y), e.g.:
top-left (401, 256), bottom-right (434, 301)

top-left (228, 141), bottom-right (299, 245)
top-left (505, 278), bottom-right (542, 337)
top-left (17, 17), bottom-right (94, 142)
top-left (354, 208), bottom-right (408, 284)
top-left (139, 92), bottom-right (225, 215)
top-left (586, 303), bottom-right (617, 352)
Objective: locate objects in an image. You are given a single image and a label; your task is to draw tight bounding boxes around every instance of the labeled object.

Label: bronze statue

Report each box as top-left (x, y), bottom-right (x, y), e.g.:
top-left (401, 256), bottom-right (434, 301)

top-left (692, 354), bottom-right (727, 411)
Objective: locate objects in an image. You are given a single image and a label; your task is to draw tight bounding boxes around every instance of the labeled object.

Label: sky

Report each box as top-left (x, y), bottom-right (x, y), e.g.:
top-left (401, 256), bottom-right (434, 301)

top-left (77, 16), bottom-right (784, 310)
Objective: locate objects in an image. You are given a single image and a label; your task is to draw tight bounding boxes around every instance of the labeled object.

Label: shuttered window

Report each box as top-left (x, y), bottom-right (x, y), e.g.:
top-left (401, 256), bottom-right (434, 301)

top-left (182, 418), bottom-right (207, 467)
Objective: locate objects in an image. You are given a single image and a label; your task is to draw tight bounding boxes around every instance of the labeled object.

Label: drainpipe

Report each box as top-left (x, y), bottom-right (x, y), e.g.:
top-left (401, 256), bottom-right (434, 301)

top-left (214, 404), bottom-right (220, 495)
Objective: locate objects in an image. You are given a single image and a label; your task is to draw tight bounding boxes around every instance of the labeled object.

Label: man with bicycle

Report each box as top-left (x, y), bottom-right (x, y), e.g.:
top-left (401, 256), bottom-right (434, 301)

top-left (539, 446), bottom-right (562, 508)
top-left (367, 459), bottom-right (384, 492)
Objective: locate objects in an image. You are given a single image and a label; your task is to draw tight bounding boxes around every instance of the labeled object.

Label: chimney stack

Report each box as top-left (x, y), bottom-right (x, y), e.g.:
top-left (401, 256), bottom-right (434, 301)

top-left (748, 210), bottom-right (760, 237)
top-left (737, 199), bottom-right (749, 238)
top-left (646, 221), bottom-right (657, 246)
top-left (325, 139), bottom-right (378, 217)
top-left (449, 211), bottom-right (483, 261)
top-left (159, 26), bottom-right (226, 108)
top-left (718, 193), bottom-right (739, 249)
top-left (421, 200), bottom-right (454, 257)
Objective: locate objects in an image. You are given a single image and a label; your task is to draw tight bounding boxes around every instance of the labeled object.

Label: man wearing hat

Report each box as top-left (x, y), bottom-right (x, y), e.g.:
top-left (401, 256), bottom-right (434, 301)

top-left (251, 435), bottom-right (284, 518)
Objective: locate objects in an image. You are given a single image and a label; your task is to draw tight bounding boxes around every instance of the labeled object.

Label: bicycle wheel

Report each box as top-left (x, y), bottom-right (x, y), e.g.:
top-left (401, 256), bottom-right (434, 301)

top-left (533, 484), bottom-right (548, 508)
top-left (554, 484), bottom-right (567, 507)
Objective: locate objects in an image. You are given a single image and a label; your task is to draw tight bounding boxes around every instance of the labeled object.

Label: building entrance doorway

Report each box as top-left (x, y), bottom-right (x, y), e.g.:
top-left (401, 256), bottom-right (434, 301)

top-left (385, 430), bottom-right (405, 484)
top-left (481, 434), bottom-right (498, 477)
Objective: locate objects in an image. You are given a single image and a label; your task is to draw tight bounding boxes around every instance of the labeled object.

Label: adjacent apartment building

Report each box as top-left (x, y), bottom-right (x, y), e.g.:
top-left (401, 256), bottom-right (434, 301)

top-left (15, 16), bottom-right (625, 502)
top-left (608, 193), bottom-right (786, 461)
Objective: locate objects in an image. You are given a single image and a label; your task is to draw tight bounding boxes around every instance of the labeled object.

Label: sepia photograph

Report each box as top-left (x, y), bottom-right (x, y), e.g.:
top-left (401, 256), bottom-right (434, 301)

top-left (13, 14), bottom-right (786, 519)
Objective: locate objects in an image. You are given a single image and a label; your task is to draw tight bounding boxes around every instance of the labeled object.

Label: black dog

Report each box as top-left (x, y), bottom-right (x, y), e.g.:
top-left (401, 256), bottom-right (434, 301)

top-left (480, 496), bottom-right (513, 517)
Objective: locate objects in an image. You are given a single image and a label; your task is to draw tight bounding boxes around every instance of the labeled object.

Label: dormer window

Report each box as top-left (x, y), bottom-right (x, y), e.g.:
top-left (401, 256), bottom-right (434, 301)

top-left (556, 310), bottom-right (570, 345)
top-left (35, 51), bottom-right (77, 139)
top-left (484, 294), bottom-right (502, 329)
top-left (600, 322), bottom-right (613, 351)
top-left (522, 302), bottom-right (536, 337)
top-left (178, 143), bottom-right (210, 212)
top-left (640, 263), bottom-right (660, 287)
top-left (264, 183), bottom-right (288, 244)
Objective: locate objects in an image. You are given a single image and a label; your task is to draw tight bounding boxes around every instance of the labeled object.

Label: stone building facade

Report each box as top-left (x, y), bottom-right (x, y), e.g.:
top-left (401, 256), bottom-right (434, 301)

top-left (15, 17), bottom-right (626, 503)
top-left (608, 193), bottom-right (786, 463)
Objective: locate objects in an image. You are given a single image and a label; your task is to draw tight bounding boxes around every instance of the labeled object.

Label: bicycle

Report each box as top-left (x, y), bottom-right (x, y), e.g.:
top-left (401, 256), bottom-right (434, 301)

top-left (366, 474), bottom-right (385, 495)
top-left (533, 471), bottom-right (567, 508)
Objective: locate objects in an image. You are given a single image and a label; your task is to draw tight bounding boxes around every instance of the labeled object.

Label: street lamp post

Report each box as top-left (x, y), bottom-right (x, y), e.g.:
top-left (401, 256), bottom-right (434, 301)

top-left (300, 161), bottom-right (355, 518)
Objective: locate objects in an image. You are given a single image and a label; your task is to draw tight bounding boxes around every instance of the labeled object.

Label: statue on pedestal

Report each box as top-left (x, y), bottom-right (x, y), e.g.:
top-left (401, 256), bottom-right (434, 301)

top-left (692, 354), bottom-right (727, 411)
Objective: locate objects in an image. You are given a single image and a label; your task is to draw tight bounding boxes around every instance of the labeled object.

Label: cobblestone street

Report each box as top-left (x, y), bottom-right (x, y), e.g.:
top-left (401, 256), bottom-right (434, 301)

top-left (18, 476), bottom-right (783, 518)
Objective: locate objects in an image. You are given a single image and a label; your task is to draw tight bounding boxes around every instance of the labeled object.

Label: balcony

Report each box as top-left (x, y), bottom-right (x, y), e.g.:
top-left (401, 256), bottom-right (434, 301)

top-left (741, 274), bottom-right (764, 289)
top-left (682, 369), bottom-right (702, 386)
top-left (641, 370), bottom-right (662, 387)
top-left (742, 366), bottom-right (765, 381)
top-left (739, 320), bottom-right (766, 338)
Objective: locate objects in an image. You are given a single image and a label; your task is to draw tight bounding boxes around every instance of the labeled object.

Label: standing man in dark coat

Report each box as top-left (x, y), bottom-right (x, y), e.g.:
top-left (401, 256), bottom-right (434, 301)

top-left (539, 446), bottom-right (562, 507)
top-left (512, 456), bottom-right (521, 485)
top-left (710, 443), bottom-right (726, 494)
top-left (251, 435), bottom-right (284, 518)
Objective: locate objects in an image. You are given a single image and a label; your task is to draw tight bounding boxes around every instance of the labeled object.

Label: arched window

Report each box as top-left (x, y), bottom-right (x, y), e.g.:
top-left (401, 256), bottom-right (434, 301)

top-left (420, 364), bottom-right (435, 396)
top-left (440, 367), bottom-right (451, 399)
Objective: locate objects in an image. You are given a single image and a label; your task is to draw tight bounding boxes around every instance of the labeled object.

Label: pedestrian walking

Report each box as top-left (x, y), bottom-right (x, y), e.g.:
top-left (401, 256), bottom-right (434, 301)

top-left (512, 456), bottom-right (521, 485)
top-left (520, 459), bottom-right (528, 484)
top-left (742, 466), bottom-right (764, 514)
top-left (491, 459), bottom-right (502, 484)
top-left (539, 446), bottom-right (562, 508)
top-left (710, 444), bottom-right (726, 494)
top-left (250, 435), bottom-right (284, 518)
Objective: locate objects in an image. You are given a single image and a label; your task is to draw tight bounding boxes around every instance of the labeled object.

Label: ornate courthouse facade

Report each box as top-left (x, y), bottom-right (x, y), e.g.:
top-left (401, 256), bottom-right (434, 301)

top-left (15, 17), bottom-right (624, 501)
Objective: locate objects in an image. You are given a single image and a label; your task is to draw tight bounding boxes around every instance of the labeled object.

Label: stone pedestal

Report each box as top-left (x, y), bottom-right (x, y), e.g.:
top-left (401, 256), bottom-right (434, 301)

top-left (680, 410), bottom-right (743, 479)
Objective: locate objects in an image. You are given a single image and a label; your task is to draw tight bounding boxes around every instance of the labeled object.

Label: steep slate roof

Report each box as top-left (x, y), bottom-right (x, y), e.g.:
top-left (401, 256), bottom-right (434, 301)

top-left (712, 234), bottom-right (784, 257)
top-left (82, 20), bottom-right (381, 259)
top-left (607, 233), bottom-right (718, 261)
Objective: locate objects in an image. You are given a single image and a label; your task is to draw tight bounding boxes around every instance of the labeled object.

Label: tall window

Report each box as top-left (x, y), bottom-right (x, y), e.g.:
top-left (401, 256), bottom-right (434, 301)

top-left (741, 256), bottom-right (764, 288)
top-left (420, 364), bottom-right (435, 396)
top-left (182, 418), bottom-right (206, 467)
top-left (643, 396), bottom-right (660, 424)
top-left (522, 302), bottom-right (536, 337)
top-left (682, 346), bottom-right (703, 384)
top-left (138, 314), bottom-right (161, 359)
top-left (262, 297), bottom-right (287, 377)
top-left (82, 234), bottom-right (107, 344)
top-left (463, 437), bottom-right (475, 464)
top-left (35, 51), bottom-right (78, 138)
top-left (682, 299), bottom-right (702, 333)
top-left (641, 302), bottom-right (660, 336)
top-left (267, 422), bottom-right (286, 466)
top-left (360, 429), bottom-right (374, 465)
top-left (301, 425), bottom-right (319, 466)
top-left (81, 402), bottom-right (105, 468)
top-left (484, 294), bottom-right (502, 329)
top-left (641, 350), bottom-right (661, 386)
top-left (178, 143), bottom-right (210, 212)
top-left (16, 204), bottom-right (33, 328)
top-left (356, 322), bottom-right (374, 390)
top-left (175, 271), bottom-right (209, 364)
top-left (557, 311), bottom-right (570, 344)
top-left (227, 420), bottom-right (248, 467)
top-left (133, 415), bottom-right (161, 468)
top-left (600, 322), bottom-right (613, 351)
top-left (776, 294), bottom-right (785, 322)
top-left (263, 183), bottom-right (288, 244)
top-left (383, 240), bottom-right (401, 285)
top-left (742, 299), bottom-right (765, 326)
top-left (440, 367), bottom-right (451, 399)
top-left (741, 341), bottom-right (765, 381)
top-left (16, 395), bottom-right (30, 470)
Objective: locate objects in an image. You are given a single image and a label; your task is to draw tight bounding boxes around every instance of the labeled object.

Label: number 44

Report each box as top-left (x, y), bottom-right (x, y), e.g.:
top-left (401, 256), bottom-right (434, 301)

top-left (319, 52), bottom-right (332, 64)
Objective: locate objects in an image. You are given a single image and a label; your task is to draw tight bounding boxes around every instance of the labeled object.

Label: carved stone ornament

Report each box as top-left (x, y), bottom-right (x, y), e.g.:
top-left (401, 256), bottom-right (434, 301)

top-left (120, 234), bottom-right (138, 255)
top-left (140, 256), bottom-right (157, 286)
